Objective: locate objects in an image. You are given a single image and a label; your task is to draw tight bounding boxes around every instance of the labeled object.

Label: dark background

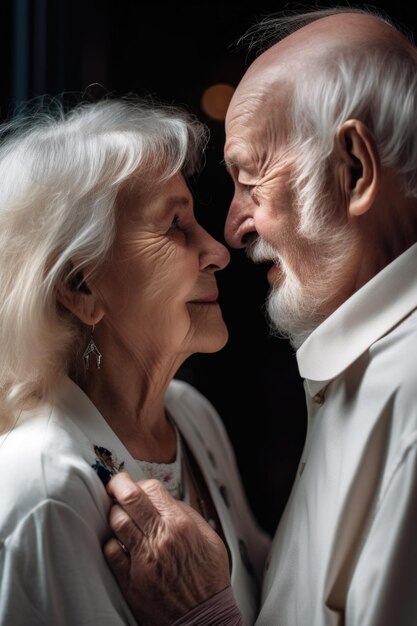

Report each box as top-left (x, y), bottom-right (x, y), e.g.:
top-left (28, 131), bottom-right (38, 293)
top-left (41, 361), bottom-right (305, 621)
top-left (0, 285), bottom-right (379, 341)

top-left (1, 0), bottom-right (415, 535)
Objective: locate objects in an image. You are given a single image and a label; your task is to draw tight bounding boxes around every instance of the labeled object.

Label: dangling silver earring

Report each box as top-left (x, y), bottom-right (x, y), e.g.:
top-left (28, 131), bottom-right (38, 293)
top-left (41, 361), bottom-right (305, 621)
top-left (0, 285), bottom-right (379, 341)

top-left (82, 324), bottom-right (102, 370)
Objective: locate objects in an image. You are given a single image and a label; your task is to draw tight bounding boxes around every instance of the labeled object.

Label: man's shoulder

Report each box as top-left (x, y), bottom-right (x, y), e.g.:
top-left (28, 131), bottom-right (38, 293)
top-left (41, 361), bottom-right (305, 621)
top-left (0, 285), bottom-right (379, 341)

top-left (371, 306), bottom-right (417, 369)
top-left (368, 308), bottom-right (417, 430)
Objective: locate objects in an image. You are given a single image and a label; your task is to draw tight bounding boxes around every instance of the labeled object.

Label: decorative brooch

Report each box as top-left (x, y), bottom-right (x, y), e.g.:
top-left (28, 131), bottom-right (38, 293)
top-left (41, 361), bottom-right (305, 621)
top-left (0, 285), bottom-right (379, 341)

top-left (91, 445), bottom-right (125, 487)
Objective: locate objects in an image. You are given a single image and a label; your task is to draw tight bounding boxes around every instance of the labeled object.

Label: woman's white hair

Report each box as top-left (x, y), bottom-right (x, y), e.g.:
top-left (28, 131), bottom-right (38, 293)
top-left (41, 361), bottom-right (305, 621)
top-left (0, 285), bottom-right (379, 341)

top-left (241, 5), bottom-right (417, 240)
top-left (0, 96), bottom-right (209, 428)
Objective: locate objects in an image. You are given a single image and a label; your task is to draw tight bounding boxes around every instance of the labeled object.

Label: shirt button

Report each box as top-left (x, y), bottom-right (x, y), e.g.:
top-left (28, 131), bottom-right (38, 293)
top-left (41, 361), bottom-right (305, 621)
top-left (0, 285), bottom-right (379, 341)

top-left (207, 449), bottom-right (216, 467)
top-left (313, 390), bottom-right (325, 404)
top-left (239, 539), bottom-right (256, 578)
top-left (265, 553), bottom-right (271, 571)
top-left (219, 485), bottom-right (230, 507)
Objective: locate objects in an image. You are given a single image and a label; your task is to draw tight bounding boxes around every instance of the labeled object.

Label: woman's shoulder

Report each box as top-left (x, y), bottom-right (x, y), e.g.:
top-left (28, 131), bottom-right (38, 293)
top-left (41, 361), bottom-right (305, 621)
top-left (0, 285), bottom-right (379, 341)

top-left (165, 378), bottom-right (233, 459)
top-left (166, 377), bottom-right (209, 404)
top-left (0, 400), bottom-right (106, 537)
top-left (166, 378), bottom-right (224, 427)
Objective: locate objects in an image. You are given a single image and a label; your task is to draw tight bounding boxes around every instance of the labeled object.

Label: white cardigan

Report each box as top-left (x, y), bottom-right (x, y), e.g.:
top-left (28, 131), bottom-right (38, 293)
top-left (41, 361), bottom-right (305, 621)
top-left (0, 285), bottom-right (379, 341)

top-left (0, 376), bottom-right (270, 626)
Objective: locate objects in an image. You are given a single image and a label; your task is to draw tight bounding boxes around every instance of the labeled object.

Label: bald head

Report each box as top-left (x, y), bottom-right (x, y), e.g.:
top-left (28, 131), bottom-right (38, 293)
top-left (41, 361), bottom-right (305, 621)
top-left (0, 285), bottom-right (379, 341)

top-left (230, 9), bottom-right (414, 110)
top-left (226, 6), bottom-right (417, 172)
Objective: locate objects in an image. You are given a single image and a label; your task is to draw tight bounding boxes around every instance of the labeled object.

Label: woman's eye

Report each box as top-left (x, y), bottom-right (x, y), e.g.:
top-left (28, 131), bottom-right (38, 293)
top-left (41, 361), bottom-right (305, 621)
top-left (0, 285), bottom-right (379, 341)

top-left (168, 213), bottom-right (193, 235)
top-left (169, 215), bottom-right (181, 230)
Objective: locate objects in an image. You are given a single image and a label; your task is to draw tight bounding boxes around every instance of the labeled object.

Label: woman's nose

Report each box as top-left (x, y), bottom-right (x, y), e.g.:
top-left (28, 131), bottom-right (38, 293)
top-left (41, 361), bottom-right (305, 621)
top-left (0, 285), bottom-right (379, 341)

top-left (200, 230), bottom-right (230, 271)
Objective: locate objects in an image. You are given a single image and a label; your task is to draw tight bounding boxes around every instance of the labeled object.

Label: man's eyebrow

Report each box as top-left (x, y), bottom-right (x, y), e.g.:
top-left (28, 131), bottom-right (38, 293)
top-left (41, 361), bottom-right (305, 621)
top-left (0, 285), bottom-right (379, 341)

top-left (222, 158), bottom-right (238, 174)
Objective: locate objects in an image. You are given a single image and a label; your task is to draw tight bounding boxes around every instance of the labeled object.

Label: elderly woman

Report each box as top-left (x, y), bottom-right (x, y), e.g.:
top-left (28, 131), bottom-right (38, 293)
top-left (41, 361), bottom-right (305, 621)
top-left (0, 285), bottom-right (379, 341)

top-left (0, 98), bottom-right (270, 625)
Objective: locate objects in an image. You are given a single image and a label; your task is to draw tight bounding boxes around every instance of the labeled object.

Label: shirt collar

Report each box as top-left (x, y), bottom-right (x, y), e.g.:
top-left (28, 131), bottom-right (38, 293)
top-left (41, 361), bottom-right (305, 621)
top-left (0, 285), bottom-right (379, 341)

top-left (57, 376), bottom-right (147, 481)
top-left (296, 242), bottom-right (417, 396)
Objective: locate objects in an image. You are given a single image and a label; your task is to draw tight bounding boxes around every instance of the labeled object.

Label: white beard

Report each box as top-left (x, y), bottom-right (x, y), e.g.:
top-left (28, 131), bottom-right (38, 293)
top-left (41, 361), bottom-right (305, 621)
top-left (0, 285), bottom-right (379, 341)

top-left (248, 239), bottom-right (322, 348)
top-left (266, 264), bottom-right (322, 349)
top-left (248, 223), bottom-right (359, 349)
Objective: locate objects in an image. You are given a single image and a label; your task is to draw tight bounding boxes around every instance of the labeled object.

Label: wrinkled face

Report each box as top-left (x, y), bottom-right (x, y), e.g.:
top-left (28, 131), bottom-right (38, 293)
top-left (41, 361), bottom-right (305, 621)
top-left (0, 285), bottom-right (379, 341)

top-left (92, 174), bottom-right (230, 365)
top-left (224, 76), bottom-right (360, 346)
top-left (224, 76), bottom-right (319, 276)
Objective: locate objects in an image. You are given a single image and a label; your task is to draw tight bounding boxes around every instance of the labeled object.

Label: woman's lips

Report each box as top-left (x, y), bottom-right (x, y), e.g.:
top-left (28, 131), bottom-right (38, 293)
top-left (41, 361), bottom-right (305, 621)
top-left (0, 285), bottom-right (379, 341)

top-left (189, 292), bottom-right (219, 304)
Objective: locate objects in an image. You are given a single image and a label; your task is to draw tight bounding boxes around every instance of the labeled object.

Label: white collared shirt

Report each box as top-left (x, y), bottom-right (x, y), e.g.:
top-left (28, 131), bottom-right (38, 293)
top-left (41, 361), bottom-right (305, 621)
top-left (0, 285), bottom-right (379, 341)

top-left (258, 242), bottom-right (417, 626)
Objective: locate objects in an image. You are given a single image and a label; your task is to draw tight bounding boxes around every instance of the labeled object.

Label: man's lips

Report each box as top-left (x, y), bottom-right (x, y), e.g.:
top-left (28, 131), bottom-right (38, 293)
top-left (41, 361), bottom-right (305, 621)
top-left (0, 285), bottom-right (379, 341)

top-left (267, 261), bottom-right (282, 283)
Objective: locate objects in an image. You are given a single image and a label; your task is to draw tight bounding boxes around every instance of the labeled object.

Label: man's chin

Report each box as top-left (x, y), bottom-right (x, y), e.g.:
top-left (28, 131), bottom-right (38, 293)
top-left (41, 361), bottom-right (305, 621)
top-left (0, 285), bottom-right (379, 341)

top-left (266, 291), bottom-right (315, 347)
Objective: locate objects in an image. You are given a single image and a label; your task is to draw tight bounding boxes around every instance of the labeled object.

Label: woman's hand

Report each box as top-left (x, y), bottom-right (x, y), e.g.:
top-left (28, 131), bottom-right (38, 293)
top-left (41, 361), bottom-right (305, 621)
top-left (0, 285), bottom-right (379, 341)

top-left (104, 473), bottom-right (231, 626)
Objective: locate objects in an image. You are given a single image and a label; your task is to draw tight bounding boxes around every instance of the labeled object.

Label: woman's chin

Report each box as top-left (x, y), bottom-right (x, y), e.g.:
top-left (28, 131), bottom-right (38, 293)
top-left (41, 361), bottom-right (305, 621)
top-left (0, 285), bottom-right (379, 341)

top-left (192, 324), bottom-right (229, 354)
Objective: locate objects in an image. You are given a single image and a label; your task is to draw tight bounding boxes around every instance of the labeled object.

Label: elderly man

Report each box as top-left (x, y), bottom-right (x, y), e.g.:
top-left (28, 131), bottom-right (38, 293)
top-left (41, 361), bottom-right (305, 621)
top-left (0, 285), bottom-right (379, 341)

top-left (104, 7), bottom-right (417, 626)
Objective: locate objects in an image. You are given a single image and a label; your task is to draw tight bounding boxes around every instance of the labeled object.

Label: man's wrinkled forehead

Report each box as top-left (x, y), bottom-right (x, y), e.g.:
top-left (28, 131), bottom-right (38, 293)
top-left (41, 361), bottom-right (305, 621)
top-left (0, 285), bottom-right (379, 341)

top-left (226, 85), bottom-right (273, 127)
top-left (225, 63), bottom-right (292, 154)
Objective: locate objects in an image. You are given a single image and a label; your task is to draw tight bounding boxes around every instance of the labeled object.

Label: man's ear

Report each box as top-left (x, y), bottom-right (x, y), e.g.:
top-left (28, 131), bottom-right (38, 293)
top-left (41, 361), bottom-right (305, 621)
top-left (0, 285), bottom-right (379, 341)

top-left (336, 119), bottom-right (380, 217)
top-left (56, 271), bottom-right (105, 325)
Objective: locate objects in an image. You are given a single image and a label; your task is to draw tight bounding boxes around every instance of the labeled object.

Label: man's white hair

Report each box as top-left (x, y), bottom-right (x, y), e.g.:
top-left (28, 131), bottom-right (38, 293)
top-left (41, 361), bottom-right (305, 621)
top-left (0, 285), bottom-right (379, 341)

top-left (242, 6), bottom-right (417, 239)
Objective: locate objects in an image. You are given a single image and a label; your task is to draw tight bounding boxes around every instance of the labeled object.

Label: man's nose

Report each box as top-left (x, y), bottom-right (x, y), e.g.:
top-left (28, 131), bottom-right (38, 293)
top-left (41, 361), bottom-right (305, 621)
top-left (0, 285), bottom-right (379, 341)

top-left (224, 202), bottom-right (257, 249)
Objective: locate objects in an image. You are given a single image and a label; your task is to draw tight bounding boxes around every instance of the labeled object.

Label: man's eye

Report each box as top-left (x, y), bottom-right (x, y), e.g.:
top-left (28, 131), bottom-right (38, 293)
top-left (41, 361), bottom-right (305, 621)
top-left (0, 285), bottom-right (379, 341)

top-left (242, 184), bottom-right (260, 205)
top-left (238, 180), bottom-right (255, 192)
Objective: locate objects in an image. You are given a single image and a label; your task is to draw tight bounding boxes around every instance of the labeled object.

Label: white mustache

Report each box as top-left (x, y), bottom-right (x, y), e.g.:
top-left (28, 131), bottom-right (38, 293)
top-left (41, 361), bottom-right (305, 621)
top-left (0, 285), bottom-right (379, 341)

top-left (246, 238), bottom-right (281, 264)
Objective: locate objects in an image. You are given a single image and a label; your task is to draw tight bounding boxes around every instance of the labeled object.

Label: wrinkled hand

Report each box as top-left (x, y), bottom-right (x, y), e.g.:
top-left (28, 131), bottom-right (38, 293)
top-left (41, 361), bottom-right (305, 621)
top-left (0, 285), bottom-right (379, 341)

top-left (104, 473), bottom-right (231, 626)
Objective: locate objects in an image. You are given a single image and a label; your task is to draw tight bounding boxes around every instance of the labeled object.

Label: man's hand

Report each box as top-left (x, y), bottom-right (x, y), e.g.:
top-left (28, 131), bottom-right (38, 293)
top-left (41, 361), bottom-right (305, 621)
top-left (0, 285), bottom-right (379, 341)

top-left (104, 473), bottom-right (231, 626)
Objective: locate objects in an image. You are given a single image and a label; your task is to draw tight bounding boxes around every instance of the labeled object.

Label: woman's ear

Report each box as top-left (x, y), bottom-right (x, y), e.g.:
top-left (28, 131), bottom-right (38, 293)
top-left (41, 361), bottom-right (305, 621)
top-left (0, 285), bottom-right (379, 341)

top-left (336, 119), bottom-right (380, 217)
top-left (56, 271), bottom-right (105, 325)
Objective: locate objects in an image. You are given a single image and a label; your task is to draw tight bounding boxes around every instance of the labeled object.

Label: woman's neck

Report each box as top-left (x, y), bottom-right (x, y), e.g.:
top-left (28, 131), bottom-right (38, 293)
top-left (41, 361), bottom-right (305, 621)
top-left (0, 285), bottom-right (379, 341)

top-left (76, 362), bottom-right (177, 462)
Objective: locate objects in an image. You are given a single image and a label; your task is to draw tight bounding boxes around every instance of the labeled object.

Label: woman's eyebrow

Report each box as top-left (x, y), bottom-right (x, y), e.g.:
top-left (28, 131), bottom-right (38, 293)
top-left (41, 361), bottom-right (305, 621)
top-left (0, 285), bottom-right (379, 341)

top-left (165, 196), bottom-right (191, 211)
